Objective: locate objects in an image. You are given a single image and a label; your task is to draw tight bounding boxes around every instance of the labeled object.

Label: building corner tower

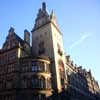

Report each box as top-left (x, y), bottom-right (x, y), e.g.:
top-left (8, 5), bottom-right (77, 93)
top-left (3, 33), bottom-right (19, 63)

top-left (32, 2), bottom-right (67, 92)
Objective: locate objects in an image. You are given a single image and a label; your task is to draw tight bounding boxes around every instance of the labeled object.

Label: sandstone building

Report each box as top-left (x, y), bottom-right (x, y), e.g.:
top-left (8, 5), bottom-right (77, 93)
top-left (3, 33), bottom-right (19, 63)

top-left (0, 2), bottom-right (100, 100)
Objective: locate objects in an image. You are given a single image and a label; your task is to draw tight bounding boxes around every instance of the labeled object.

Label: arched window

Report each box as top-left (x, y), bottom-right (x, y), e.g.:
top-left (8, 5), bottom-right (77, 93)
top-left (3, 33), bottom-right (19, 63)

top-left (32, 76), bottom-right (45, 89)
top-left (58, 60), bottom-right (65, 87)
top-left (32, 61), bottom-right (45, 72)
top-left (32, 61), bottom-right (38, 72)
top-left (32, 78), bottom-right (39, 88)
top-left (39, 76), bottom-right (45, 89)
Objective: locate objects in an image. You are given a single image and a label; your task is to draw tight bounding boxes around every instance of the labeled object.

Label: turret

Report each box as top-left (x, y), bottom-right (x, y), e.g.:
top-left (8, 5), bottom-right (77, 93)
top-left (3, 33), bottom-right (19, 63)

top-left (50, 10), bottom-right (58, 27)
top-left (24, 29), bottom-right (31, 54)
top-left (42, 2), bottom-right (46, 11)
top-left (24, 29), bottom-right (30, 46)
top-left (32, 2), bottom-right (50, 31)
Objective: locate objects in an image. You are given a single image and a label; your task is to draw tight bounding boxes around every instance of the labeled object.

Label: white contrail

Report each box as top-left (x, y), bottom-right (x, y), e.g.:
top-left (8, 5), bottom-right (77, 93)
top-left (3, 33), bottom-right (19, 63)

top-left (69, 32), bottom-right (92, 49)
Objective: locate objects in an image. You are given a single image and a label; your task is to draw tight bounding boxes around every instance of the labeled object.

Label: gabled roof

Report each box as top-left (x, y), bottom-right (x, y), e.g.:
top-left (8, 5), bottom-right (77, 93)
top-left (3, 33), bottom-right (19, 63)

top-left (2, 27), bottom-right (24, 50)
top-left (13, 32), bottom-right (24, 44)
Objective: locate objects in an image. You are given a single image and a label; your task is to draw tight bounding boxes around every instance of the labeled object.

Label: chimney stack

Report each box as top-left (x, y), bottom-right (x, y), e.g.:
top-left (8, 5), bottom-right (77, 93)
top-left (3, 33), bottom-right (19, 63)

top-left (24, 29), bottom-right (30, 46)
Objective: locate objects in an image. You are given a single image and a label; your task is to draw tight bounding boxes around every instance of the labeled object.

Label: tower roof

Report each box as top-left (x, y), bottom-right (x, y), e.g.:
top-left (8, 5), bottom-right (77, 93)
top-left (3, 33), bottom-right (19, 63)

top-left (32, 2), bottom-right (61, 34)
top-left (36, 2), bottom-right (49, 20)
top-left (32, 2), bottom-right (50, 30)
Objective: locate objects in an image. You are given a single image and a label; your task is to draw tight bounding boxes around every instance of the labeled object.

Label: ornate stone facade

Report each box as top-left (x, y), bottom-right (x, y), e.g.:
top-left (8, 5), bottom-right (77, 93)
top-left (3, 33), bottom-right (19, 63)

top-left (0, 2), bottom-right (100, 100)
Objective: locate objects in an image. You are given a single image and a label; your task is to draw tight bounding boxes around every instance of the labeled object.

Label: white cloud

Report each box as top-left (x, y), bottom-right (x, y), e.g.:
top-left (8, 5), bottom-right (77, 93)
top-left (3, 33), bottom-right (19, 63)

top-left (69, 32), bottom-right (92, 49)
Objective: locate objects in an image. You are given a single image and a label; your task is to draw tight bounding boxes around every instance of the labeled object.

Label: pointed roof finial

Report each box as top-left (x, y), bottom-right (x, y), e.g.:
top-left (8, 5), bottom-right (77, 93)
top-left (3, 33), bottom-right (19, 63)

top-left (9, 27), bottom-right (14, 33)
top-left (50, 10), bottom-right (55, 18)
top-left (51, 10), bottom-right (54, 15)
top-left (24, 29), bottom-right (29, 33)
top-left (42, 2), bottom-right (46, 11)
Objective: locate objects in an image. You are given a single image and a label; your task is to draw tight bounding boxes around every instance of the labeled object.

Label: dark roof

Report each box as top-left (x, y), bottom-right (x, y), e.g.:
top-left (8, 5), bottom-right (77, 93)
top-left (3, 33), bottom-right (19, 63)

top-left (8, 27), bottom-right (24, 44)
top-left (13, 32), bottom-right (24, 44)
top-left (2, 29), bottom-right (24, 50)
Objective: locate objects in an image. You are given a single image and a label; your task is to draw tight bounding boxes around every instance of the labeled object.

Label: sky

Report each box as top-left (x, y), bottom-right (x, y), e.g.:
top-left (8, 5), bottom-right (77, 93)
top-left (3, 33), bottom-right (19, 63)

top-left (0, 0), bottom-right (100, 86)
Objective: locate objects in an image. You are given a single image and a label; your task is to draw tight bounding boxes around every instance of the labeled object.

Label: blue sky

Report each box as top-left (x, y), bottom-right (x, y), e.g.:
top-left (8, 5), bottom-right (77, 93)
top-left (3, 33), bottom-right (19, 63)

top-left (0, 0), bottom-right (100, 86)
